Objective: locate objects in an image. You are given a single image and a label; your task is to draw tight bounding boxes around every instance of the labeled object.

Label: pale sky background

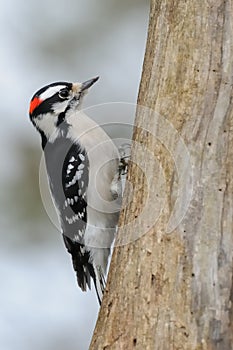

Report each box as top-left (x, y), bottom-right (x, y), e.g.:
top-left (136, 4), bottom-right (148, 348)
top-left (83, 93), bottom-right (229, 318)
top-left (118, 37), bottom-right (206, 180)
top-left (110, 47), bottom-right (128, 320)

top-left (0, 1), bottom-right (149, 349)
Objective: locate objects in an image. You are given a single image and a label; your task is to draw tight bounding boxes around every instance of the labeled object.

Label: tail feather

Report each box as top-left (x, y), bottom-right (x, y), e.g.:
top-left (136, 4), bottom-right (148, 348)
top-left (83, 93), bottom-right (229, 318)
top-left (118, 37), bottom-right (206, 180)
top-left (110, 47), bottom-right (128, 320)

top-left (92, 264), bottom-right (106, 304)
top-left (63, 234), bottom-right (106, 304)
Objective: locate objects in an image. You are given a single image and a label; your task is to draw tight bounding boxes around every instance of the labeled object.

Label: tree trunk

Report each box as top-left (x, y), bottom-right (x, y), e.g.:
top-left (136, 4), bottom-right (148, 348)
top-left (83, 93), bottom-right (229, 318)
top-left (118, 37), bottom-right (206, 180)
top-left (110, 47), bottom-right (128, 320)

top-left (90, 1), bottom-right (233, 349)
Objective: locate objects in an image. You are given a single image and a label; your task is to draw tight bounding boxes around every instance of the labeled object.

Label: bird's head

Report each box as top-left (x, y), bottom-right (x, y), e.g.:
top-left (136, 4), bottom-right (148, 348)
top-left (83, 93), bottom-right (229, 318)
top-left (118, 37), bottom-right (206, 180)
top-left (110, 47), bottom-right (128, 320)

top-left (29, 77), bottom-right (99, 139)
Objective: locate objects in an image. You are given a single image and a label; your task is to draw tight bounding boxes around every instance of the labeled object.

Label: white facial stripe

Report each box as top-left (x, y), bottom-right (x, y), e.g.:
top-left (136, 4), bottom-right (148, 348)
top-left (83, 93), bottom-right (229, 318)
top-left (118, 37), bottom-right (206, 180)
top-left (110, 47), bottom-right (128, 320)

top-left (40, 85), bottom-right (66, 100)
top-left (34, 113), bottom-right (59, 141)
top-left (52, 101), bottom-right (70, 114)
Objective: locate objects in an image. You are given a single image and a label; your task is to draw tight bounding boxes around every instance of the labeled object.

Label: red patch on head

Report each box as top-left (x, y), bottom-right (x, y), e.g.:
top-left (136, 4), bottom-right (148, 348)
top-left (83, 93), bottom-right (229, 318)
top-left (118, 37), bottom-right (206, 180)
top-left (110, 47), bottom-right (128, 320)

top-left (29, 97), bottom-right (43, 115)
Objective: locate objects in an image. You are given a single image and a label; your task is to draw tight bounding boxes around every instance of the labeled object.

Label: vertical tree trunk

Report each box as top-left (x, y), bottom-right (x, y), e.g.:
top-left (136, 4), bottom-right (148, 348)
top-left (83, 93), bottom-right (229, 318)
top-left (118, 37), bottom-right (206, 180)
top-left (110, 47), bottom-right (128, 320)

top-left (90, 1), bottom-right (233, 349)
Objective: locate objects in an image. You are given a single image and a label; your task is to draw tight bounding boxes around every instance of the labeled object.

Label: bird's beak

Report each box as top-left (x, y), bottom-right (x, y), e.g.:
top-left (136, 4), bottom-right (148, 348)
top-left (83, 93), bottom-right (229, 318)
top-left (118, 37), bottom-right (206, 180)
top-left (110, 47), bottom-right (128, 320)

top-left (81, 76), bottom-right (99, 92)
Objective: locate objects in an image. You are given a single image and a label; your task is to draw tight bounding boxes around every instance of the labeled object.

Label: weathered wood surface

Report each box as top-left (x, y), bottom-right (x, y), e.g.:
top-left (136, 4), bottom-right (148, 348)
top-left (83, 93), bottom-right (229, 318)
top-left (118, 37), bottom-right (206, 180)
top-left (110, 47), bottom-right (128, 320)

top-left (90, 1), bottom-right (233, 349)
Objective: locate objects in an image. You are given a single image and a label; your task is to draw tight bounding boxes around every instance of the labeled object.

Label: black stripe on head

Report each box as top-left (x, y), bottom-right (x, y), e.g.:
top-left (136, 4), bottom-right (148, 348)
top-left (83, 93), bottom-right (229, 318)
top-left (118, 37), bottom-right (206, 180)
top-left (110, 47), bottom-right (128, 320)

top-left (31, 82), bottom-right (72, 101)
top-left (30, 82), bottom-right (73, 118)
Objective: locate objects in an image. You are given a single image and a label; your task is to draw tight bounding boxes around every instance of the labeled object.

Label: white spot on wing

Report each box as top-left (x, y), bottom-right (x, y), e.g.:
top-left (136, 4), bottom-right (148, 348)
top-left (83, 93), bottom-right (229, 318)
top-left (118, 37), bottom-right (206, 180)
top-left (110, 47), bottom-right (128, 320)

top-left (79, 229), bottom-right (84, 237)
top-left (79, 154), bottom-right (85, 161)
top-left (77, 170), bottom-right (83, 179)
top-left (66, 169), bottom-right (84, 188)
top-left (65, 214), bottom-right (81, 224)
top-left (80, 245), bottom-right (86, 254)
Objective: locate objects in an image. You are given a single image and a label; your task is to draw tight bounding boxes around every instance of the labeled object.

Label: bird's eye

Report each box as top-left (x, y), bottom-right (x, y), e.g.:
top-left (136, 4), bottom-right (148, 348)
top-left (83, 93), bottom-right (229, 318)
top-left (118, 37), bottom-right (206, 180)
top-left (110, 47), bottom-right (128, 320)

top-left (59, 88), bottom-right (70, 99)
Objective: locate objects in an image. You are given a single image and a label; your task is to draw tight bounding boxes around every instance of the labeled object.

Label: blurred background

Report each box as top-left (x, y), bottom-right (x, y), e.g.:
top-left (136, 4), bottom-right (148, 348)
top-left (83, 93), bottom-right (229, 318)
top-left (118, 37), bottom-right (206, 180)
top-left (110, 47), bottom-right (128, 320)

top-left (0, 0), bottom-right (149, 349)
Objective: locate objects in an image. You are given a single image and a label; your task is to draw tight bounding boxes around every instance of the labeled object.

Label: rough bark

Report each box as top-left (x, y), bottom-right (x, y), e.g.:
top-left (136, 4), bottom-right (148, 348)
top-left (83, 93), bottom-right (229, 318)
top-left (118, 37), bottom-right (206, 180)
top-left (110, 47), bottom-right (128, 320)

top-left (90, 1), bottom-right (233, 349)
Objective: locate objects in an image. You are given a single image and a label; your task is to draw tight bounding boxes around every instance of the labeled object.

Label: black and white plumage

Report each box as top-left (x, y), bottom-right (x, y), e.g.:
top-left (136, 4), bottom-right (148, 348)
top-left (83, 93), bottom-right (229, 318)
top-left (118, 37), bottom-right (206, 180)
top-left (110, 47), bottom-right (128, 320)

top-left (29, 77), bottom-right (121, 303)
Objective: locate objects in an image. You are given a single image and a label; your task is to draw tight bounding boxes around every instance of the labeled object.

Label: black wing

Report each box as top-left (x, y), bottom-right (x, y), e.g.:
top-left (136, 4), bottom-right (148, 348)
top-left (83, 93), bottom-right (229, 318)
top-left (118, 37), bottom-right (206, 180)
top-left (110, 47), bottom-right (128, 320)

top-left (44, 137), bottom-right (97, 294)
top-left (61, 142), bottom-right (89, 242)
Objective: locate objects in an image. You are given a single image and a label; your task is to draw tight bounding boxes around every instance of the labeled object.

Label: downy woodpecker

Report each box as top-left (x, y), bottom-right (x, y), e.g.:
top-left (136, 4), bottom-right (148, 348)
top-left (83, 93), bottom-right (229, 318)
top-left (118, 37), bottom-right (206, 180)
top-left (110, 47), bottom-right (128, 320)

top-left (29, 77), bottom-right (121, 303)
